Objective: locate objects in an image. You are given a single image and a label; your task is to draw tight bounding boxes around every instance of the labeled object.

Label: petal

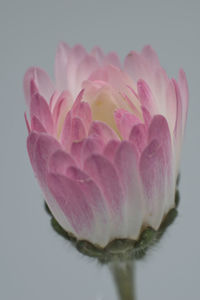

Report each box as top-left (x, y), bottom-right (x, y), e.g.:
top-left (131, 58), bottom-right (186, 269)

top-left (24, 112), bottom-right (31, 133)
top-left (72, 101), bottom-right (92, 131)
top-left (24, 67), bottom-right (54, 107)
top-left (139, 140), bottom-right (166, 229)
top-left (66, 166), bottom-right (109, 246)
top-left (141, 45), bottom-right (160, 66)
top-left (55, 42), bottom-right (70, 91)
top-left (30, 93), bottom-right (54, 134)
top-left (105, 52), bottom-right (121, 68)
top-left (89, 121), bottom-right (119, 144)
top-left (114, 141), bottom-right (144, 238)
top-left (48, 149), bottom-right (76, 174)
top-left (137, 79), bottom-right (155, 115)
top-left (31, 115), bottom-right (47, 133)
top-left (47, 173), bottom-right (94, 237)
top-left (27, 132), bottom-right (40, 168)
top-left (103, 140), bottom-right (120, 162)
top-left (32, 133), bottom-right (61, 187)
top-left (129, 123), bottom-right (147, 154)
top-left (76, 54), bottom-right (98, 88)
top-left (178, 69), bottom-right (189, 133)
top-left (114, 108), bottom-right (141, 139)
top-left (84, 154), bottom-right (124, 238)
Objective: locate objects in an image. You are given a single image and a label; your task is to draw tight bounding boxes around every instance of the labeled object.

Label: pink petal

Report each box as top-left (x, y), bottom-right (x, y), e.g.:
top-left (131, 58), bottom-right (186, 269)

top-left (178, 69), bottom-right (189, 133)
top-left (76, 54), bottom-right (98, 88)
top-left (47, 173), bottom-right (94, 235)
top-left (61, 112), bottom-right (86, 151)
top-left (31, 115), bottom-right (47, 133)
top-left (48, 149), bottom-right (76, 175)
top-left (105, 52), bottom-right (121, 68)
top-left (72, 101), bottom-right (92, 131)
top-left (141, 45), bottom-right (160, 66)
top-left (124, 51), bottom-right (147, 82)
top-left (129, 123), bottom-right (147, 154)
top-left (89, 121), bottom-right (119, 144)
top-left (55, 42), bottom-right (70, 91)
top-left (114, 141), bottom-right (143, 238)
top-left (103, 140), bottom-right (120, 162)
top-left (139, 139), bottom-right (166, 229)
top-left (31, 133), bottom-right (61, 187)
top-left (137, 79), bottom-right (155, 115)
top-left (66, 166), bottom-right (109, 245)
top-left (81, 137), bottom-right (104, 162)
top-left (24, 67), bottom-right (54, 107)
top-left (84, 154), bottom-right (124, 224)
top-left (30, 93), bottom-right (54, 134)
top-left (70, 117), bottom-right (87, 143)
top-left (114, 108), bottom-right (141, 139)
top-left (52, 91), bottom-right (71, 126)
top-left (27, 132), bottom-right (40, 168)
top-left (24, 112), bottom-right (31, 133)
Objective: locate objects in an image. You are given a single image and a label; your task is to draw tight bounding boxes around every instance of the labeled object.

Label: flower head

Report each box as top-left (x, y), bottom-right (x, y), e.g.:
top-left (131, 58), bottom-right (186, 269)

top-left (24, 43), bottom-right (188, 247)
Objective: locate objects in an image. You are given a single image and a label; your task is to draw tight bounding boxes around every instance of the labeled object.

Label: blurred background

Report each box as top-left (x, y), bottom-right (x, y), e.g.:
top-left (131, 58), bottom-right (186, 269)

top-left (0, 0), bottom-right (199, 299)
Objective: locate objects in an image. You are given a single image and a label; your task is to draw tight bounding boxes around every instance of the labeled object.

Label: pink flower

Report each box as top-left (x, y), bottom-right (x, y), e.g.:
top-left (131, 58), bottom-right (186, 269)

top-left (24, 43), bottom-right (188, 247)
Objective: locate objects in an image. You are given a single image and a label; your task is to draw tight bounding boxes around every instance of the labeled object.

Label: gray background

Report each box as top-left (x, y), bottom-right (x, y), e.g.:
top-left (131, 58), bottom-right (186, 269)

top-left (1, 0), bottom-right (199, 299)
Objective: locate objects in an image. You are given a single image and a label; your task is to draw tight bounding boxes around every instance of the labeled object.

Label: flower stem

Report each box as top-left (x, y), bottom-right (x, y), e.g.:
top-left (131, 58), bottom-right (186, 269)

top-left (109, 260), bottom-right (136, 300)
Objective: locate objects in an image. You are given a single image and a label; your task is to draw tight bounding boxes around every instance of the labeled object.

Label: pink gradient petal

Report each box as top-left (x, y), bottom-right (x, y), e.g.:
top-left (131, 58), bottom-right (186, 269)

top-left (31, 115), bottom-right (47, 133)
top-left (47, 173), bottom-right (94, 236)
top-left (141, 45), bottom-right (160, 66)
top-left (76, 54), bottom-right (98, 88)
top-left (66, 166), bottom-right (109, 245)
top-left (52, 91), bottom-right (72, 126)
top-left (55, 42), bottom-right (70, 91)
top-left (89, 121), bottom-right (120, 144)
top-left (48, 149), bottom-right (76, 175)
top-left (72, 101), bottom-right (92, 131)
top-left (114, 141), bottom-right (143, 238)
top-left (30, 93), bottom-right (54, 134)
top-left (140, 139), bottom-right (166, 228)
top-left (178, 69), bottom-right (189, 133)
top-left (84, 154), bottom-right (124, 225)
top-left (27, 132), bottom-right (40, 168)
top-left (31, 133), bottom-right (61, 187)
top-left (103, 140), bottom-right (120, 162)
top-left (137, 79), bottom-right (155, 115)
top-left (24, 112), bottom-right (31, 133)
top-left (24, 67), bottom-right (54, 107)
top-left (105, 52), bottom-right (121, 68)
top-left (114, 108), bottom-right (141, 139)
top-left (129, 123), bottom-right (147, 154)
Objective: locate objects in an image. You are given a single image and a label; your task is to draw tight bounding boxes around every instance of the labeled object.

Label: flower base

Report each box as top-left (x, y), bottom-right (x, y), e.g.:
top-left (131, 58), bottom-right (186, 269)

top-left (45, 190), bottom-right (179, 263)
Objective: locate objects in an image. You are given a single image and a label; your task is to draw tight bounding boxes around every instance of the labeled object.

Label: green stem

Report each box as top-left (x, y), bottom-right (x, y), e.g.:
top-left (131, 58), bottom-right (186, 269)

top-left (109, 260), bottom-right (136, 300)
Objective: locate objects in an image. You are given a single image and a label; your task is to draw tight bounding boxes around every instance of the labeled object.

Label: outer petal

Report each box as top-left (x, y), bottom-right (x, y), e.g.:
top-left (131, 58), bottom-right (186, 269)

top-left (66, 166), bottom-right (109, 246)
top-left (84, 154), bottom-right (124, 238)
top-left (129, 123), bottom-right (147, 154)
top-left (47, 173), bottom-right (94, 238)
top-left (31, 115), bottom-right (47, 133)
top-left (30, 93), bottom-right (54, 134)
top-left (114, 141), bottom-right (144, 239)
top-left (24, 67), bottom-right (54, 107)
top-left (48, 149), bottom-right (76, 174)
top-left (140, 140), bottom-right (167, 229)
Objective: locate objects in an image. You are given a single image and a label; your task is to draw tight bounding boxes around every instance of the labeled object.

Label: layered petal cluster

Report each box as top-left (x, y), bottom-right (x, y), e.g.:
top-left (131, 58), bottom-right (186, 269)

top-left (24, 43), bottom-right (188, 247)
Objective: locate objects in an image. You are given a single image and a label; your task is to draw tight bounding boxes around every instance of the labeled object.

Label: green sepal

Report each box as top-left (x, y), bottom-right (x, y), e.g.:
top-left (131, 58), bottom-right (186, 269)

top-left (44, 189), bottom-right (179, 263)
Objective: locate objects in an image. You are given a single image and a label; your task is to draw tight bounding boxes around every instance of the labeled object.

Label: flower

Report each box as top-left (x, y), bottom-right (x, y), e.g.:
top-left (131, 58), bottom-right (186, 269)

top-left (24, 43), bottom-right (188, 247)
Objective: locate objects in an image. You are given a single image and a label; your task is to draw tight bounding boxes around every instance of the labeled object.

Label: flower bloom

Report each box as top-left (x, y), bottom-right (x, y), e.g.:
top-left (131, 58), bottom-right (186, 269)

top-left (24, 43), bottom-right (188, 247)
